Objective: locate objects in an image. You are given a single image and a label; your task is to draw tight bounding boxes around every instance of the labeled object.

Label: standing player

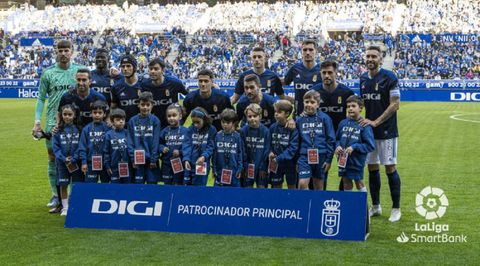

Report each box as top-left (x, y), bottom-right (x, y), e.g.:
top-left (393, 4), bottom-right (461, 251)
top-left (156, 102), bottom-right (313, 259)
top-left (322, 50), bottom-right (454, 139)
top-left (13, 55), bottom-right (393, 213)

top-left (111, 54), bottom-right (142, 122)
top-left (91, 48), bottom-right (121, 106)
top-left (141, 58), bottom-right (188, 128)
top-left (32, 40), bottom-right (84, 212)
top-left (283, 39), bottom-right (322, 116)
top-left (231, 47), bottom-right (292, 104)
top-left (360, 46), bottom-right (401, 222)
top-left (183, 69), bottom-right (233, 131)
top-left (312, 60), bottom-right (355, 190)
top-left (236, 74), bottom-right (276, 127)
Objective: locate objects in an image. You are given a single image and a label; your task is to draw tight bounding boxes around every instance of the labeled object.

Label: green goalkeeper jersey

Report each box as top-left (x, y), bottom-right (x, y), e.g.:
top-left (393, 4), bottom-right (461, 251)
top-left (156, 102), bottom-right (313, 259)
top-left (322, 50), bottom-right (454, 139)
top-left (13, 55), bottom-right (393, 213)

top-left (34, 63), bottom-right (84, 131)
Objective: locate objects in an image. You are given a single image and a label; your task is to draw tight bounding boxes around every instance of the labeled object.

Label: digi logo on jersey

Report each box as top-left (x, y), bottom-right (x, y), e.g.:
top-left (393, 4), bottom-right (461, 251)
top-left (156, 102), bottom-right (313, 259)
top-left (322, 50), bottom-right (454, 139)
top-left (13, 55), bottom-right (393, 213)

top-left (450, 92), bottom-right (480, 101)
top-left (91, 199), bottom-right (163, 216)
top-left (362, 93), bottom-right (381, 100)
top-left (92, 86), bottom-right (111, 94)
top-left (153, 98), bottom-right (173, 106)
top-left (120, 99), bottom-right (139, 106)
top-left (295, 83), bottom-right (313, 90)
top-left (319, 106), bottom-right (344, 113)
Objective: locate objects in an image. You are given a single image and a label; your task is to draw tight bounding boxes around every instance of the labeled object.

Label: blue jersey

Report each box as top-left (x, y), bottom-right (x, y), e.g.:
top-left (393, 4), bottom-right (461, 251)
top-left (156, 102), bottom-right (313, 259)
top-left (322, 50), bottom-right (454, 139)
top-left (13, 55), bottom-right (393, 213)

top-left (141, 76), bottom-right (187, 128)
top-left (284, 63), bottom-right (322, 115)
top-left (235, 69), bottom-right (284, 97)
top-left (103, 128), bottom-right (130, 169)
top-left (58, 89), bottom-right (107, 127)
top-left (78, 121), bottom-right (111, 165)
top-left (269, 122), bottom-right (299, 163)
top-left (296, 111), bottom-right (335, 163)
top-left (312, 82), bottom-right (355, 132)
top-left (52, 124), bottom-right (81, 163)
top-left (336, 118), bottom-right (375, 173)
top-left (183, 89), bottom-right (233, 131)
top-left (111, 77), bottom-right (143, 122)
top-left (236, 93), bottom-right (276, 127)
top-left (159, 125), bottom-right (188, 162)
top-left (360, 68), bottom-right (400, 139)
top-left (240, 124), bottom-right (270, 172)
top-left (182, 125), bottom-right (216, 164)
top-left (91, 69), bottom-right (122, 105)
top-left (127, 114), bottom-right (161, 163)
top-left (212, 130), bottom-right (244, 177)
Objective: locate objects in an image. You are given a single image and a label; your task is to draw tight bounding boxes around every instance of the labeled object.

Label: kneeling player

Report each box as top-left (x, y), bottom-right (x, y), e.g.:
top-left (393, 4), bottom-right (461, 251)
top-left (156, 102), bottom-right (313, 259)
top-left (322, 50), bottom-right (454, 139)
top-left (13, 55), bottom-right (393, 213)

top-left (335, 96), bottom-right (375, 192)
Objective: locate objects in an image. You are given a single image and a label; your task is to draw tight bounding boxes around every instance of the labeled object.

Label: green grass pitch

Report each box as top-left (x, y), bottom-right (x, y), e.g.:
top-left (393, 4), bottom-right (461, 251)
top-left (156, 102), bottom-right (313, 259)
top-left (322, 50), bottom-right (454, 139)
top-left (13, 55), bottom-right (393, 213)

top-left (0, 99), bottom-right (478, 265)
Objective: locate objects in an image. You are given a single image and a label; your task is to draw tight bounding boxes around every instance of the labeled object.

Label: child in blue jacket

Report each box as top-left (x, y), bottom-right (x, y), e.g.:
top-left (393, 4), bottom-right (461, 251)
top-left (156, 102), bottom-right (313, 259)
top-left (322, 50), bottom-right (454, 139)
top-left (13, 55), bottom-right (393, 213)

top-left (104, 108), bottom-right (131, 184)
top-left (240, 103), bottom-right (270, 188)
top-left (127, 91), bottom-right (161, 184)
top-left (79, 100), bottom-right (111, 183)
top-left (52, 104), bottom-right (83, 216)
top-left (213, 109), bottom-right (244, 187)
top-left (182, 107), bottom-right (216, 186)
top-left (296, 90), bottom-right (335, 190)
top-left (335, 95), bottom-right (375, 192)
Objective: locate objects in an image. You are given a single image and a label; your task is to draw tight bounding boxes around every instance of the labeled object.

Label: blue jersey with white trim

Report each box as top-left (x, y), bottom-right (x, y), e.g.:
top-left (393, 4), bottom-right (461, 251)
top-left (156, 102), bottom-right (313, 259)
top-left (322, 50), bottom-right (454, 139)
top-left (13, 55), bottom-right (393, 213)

top-left (360, 68), bottom-right (400, 139)
top-left (284, 63), bottom-right (322, 115)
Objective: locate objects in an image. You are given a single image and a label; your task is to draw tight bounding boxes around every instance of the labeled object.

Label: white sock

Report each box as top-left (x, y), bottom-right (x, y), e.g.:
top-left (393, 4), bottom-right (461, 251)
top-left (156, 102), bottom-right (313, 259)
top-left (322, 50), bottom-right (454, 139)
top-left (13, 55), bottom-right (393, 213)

top-left (359, 187), bottom-right (367, 192)
top-left (62, 199), bottom-right (69, 209)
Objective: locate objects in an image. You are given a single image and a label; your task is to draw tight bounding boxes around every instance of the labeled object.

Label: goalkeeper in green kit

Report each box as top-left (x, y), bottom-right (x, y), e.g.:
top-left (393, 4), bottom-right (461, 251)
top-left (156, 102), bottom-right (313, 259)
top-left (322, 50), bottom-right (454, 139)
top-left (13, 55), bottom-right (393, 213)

top-left (32, 40), bottom-right (84, 213)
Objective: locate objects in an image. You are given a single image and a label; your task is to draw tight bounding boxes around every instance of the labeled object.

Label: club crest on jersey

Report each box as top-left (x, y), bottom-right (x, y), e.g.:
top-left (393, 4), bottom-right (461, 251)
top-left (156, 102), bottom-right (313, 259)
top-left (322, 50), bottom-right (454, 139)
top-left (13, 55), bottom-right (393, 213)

top-left (312, 74), bottom-right (317, 82)
top-left (110, 79), bottom-right (114, 86)
top-left (213, 105), bottom-right (218, 112)
top-left (337, 96), bottom-right (342, 104)
top-left (165, 89), bottom-right (170, 97)
top-left (267, 80), bottom-right (271, 87)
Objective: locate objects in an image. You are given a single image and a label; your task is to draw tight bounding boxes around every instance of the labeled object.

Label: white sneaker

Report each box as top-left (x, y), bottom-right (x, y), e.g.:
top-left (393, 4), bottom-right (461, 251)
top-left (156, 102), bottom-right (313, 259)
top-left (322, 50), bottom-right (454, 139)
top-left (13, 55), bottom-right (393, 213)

top-left (46, 196), bottom-right (59, 208)
top-left (389, 208), bottom-right (401, 222)
top-left (369, 205), bottom-right (382, 217)
top-left (60, 208), bottom-right (68, 216)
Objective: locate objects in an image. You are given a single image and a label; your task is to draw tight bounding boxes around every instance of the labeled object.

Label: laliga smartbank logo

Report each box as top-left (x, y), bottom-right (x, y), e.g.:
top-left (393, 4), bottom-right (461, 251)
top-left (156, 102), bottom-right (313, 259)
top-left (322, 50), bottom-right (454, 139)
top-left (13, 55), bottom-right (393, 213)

top-left (396, 186), bottom-right (467, 243)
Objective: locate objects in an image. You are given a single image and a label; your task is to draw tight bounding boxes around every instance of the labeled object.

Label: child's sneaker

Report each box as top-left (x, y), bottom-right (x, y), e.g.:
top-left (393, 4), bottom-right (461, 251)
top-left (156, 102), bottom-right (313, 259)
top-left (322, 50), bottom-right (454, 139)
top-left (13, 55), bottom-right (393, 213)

top-left (60, 207), bottom-right (68, 216)
top-left (46, 196), bottom-right (59, 208)
top-left (389, 208), bottom-right (401, 222)
top-left (369, 204), bottom-right (382, 217)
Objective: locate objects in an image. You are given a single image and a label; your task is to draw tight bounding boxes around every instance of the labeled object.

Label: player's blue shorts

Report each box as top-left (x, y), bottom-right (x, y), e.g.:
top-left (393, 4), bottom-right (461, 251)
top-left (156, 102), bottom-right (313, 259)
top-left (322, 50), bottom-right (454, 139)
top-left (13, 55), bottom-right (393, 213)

top-left (297, 154), bottom-right (327, 179)
top-left (56, 159), bottom-right (84, 186)
top-left (161, 162), bottom-right (184, 185)
top-left (269, 163), bottom-right (296, 186)
top-left (339, 169), bottom-right (364, 181)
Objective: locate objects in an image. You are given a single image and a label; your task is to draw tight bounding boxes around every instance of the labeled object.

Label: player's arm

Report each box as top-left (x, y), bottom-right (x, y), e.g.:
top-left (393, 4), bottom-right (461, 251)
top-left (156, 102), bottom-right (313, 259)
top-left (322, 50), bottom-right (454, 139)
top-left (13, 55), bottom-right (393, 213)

top-left (33, 74), bottom-right (49, 134)
top-left (231, 77), bottom-right (244, 105)
top-left (372, 95), bottom-right (400, 127)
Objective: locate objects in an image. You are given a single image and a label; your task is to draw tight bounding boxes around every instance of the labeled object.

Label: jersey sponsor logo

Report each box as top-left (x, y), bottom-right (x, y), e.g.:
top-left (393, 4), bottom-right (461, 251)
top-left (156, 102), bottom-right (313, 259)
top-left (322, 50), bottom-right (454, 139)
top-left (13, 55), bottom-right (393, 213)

top-left (120, 99), bottom-right (139, 106)
top-left (153, 98), bottom-right (173, 106)
top-left (89, 131), bottom-right (105, 137)
top-left (92, 86), bottom-right (111, 94)
top-left (319, 106), bottom-right (344, 113)
top-left (295, 83), bottom-right (313, 90)
top-left (362, 93), bottom-right (381, 100)
top-left (217, 142), bottom-right (238, 149)
top-left (52, 84), bottom-right (71, 92)
top-left (91, 199), bottom-right (163, 216)
top-left (80, 111), bottom-right (92, 118)
top-left (450, 92), bottom-right (480, 101)
top-left (18, 88), bottom-right (39, 98)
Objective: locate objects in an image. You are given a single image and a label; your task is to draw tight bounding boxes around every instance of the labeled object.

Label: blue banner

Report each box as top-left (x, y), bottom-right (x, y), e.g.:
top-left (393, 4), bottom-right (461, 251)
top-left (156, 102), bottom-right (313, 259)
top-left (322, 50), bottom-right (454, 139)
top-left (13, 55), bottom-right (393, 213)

top-left (20, 38), bottom-right (55, 47)
top-left (66, 184), bottom-right (368, 241)
top-left (436, 34), bottom-right (480, 44)
top-left (401, 34), bottom-right (432, 44)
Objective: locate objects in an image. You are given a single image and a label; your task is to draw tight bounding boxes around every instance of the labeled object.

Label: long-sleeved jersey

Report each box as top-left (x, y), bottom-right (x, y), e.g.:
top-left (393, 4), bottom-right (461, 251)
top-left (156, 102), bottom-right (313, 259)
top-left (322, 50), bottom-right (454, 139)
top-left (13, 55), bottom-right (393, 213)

top-left (336, 118), bottom-right (375, 173)
top-left (52, 124), bottom-right (81, 163)
top-left (159, 125), bottom-right (188, 163)
top-left (127, 114), bottom-right (161, 163)
top-left (78, 121), bottom-right (111, 165)
top-left (240, 124), bottom-right (270, 172)
top-left (182, 125), bottom-right (217, 164)
top-left (103, 128), bottom-right (129, 170)
top-left (212, 130), bottom-right (244, 177)
top-left (269, 122), bottom-right (299, 163)
top-left (296, 110), bottom-right (335, 163)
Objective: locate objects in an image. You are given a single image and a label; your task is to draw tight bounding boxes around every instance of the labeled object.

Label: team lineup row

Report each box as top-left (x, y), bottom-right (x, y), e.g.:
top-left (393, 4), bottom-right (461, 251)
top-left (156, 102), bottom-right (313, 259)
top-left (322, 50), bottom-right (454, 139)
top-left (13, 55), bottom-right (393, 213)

top-left (32, 40), bottom-right (401, 222)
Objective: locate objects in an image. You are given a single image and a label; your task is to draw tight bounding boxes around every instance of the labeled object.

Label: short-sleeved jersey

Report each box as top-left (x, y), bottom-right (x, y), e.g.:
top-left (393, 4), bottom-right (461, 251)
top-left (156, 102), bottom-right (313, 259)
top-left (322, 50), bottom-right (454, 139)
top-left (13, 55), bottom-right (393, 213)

top-left (58, 89), bottom-right (107, 127)
top-left (360, 68), bottom-right (400, 139)
top-left (183, 89), bottom-right (233, 131)
top-left (111, 77), bottom-right (143, 122)
top-left (284, 63), bottom-right (322, 115)
top-left (36, 63), bottom-right (84, 130)
top-left (91, 69), bottom-right (122, 106)
top-left (236, 93), bottom-right (276, 127)
top-left (312, 82), bottom-right (355, 132)
top-left (235, 69), bottom-right (284, 97)
top-left (141, 76), bottom-right (188, 127)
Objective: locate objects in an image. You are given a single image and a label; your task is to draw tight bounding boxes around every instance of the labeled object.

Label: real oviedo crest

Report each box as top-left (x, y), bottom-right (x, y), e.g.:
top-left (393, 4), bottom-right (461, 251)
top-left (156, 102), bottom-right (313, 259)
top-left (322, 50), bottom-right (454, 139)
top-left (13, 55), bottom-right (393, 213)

top-left (321, 199), bottom-right (341, 237)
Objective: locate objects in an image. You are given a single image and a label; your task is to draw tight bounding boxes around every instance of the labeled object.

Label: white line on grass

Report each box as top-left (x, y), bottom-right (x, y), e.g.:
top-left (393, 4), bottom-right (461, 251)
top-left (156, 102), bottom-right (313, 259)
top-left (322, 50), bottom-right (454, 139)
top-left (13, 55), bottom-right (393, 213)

top-left (449, 113), bottom-right (480, 124)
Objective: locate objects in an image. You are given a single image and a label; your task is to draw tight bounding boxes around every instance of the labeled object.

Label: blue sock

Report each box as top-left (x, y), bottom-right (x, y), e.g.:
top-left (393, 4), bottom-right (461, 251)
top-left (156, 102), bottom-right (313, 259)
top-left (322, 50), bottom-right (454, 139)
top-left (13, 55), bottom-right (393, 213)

top-left (369, 170), bottom-right (381, 205)
top-left (387, 170), bottom-right (401, 208)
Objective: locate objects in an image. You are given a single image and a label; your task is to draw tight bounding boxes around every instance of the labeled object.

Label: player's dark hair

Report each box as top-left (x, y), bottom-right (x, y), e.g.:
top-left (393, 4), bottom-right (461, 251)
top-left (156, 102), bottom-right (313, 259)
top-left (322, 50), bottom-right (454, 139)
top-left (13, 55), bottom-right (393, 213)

top-left (91, 100), bottom-right (108, 112)
top-left (320, 60), bottom-right (338, 70)
top-left (274, 100), bottom-right (293, 116)
top-left (148, 57), bottom-right (166, 69)
top-left (56, 40), bottom-right (72, 49)
top-left (220, 108), bottom-right (237, 123)
top-left (166, 103), bottom-right (186, 120)
top-left (302, 39), bottom-right (317, 49)
top-left (366, 45), bottom-right (382, 54)
top-left (76, 68), bottom-right (91, 79)
top-left (191, 107), bottom-right (212, 128)
top-left (95, 48), bottom-right (110, 56)
top-left (244, 74), bottom-right (261, 87)
top-left (346, 95), bottom-right (364, 108)
top-left (303, 90), bottom-right (321, 104)
top-left (252, 46), bottom-right (265, 53)
top-left (197, 69), bottom-right (215, 80)
top-left (138, 91), bottom-right (154, 103)
top-left (58, 104), bottom-right (80, 131)
top-left (110, 108), bottom-right (126, 121)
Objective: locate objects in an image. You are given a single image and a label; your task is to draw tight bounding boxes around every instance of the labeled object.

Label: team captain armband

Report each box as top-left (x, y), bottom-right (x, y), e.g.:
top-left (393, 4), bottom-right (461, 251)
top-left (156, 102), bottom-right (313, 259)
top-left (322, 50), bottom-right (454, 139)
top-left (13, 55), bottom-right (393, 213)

top-left (390, 87), bottom-right (401, 98)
